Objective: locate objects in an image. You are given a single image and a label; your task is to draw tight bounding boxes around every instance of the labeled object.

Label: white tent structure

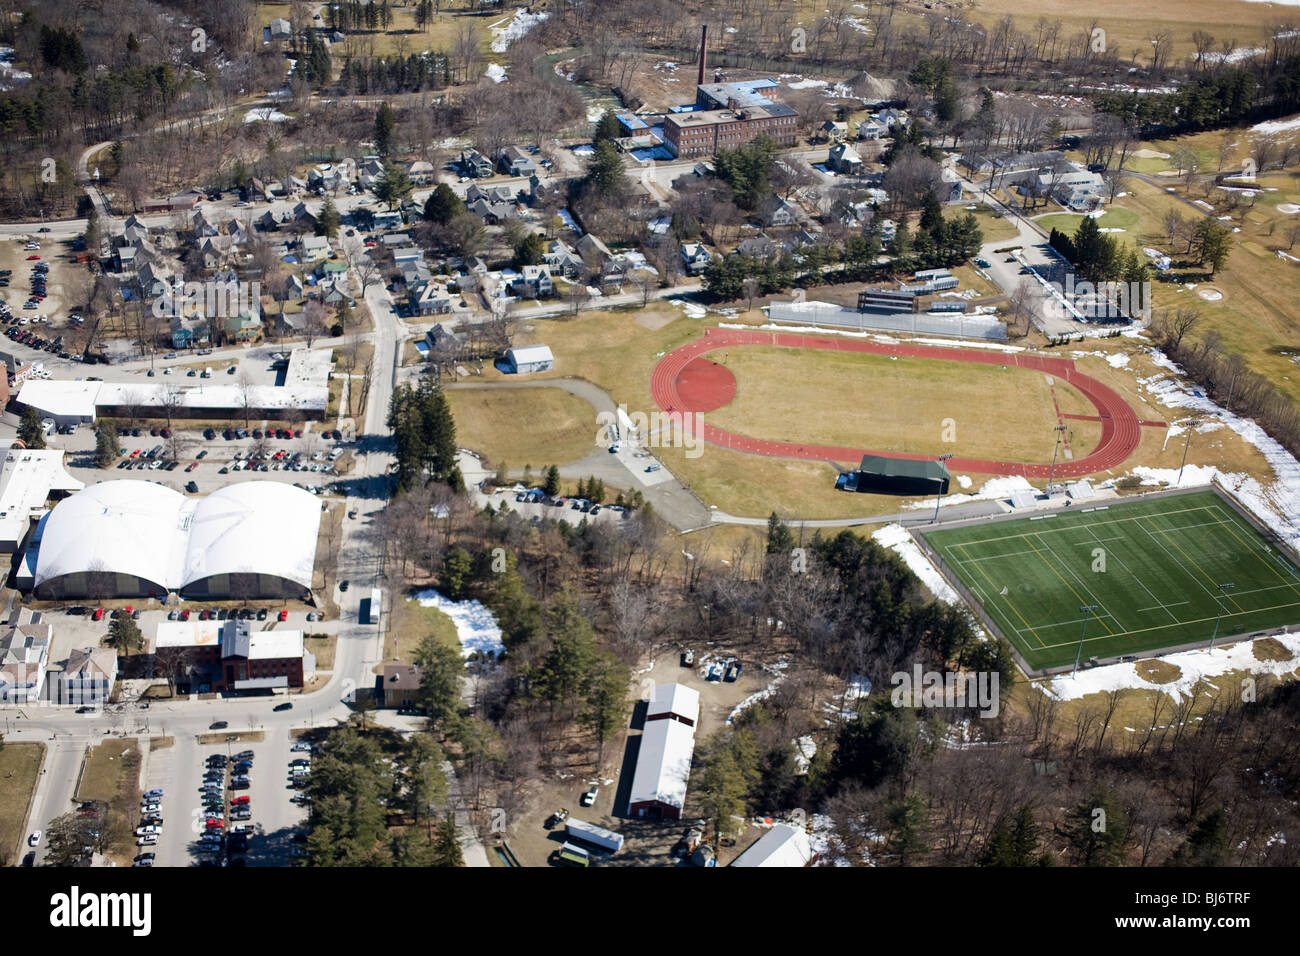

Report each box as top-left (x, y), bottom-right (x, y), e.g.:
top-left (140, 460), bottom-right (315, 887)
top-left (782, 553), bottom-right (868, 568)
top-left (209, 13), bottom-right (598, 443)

top-left (31, 481), bottom-right (321, 600)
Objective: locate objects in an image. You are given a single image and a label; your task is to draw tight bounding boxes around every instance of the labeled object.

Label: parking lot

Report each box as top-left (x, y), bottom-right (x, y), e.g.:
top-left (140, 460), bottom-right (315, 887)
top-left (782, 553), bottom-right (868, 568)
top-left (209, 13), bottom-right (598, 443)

top-left (45, 420), bottom-right (351, 499)
top-left (143, 730), bottom-right (311, 867)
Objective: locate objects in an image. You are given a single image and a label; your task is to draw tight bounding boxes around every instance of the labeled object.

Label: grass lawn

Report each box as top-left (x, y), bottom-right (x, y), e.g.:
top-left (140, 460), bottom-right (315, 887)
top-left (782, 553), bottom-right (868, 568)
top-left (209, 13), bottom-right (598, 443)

top-left (379, 593), bottom-right (461, 672)
top-left (921, 490), bottom-right (1300, 672)
top-left (76, 739), bottom-right (137, 805)
top-left (1035, 206), bottom-right (1139, 237)
top-left (447, 386), bottom-right (601, 470)
top-left (305, 634), bottom-right (336, 670)
top-left (76, 739), bottom-right (141, 865)
top-left (0, 743), bottom-right (45, 864)
top-left (706, 346), bottom-right (1102, 463)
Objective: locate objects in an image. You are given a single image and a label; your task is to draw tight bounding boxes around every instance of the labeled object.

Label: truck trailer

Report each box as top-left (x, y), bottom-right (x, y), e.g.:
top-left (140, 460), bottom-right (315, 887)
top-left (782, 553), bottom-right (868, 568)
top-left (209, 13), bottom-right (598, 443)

top-left (565, 818), bottom-right (624, 853)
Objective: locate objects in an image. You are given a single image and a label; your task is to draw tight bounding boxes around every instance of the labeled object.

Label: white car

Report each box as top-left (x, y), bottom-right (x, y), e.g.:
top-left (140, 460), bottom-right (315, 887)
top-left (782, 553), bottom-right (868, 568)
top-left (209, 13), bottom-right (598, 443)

top-left (27, 830), bottom-right (40, 847)
top-left (291, 742), bottom-right (312, 752)
top-left (137, 834), bottom-right (158, 846)
top-left (140, 803), bottom-right (160, 814)
top-left (134, 824), bottom-right (160, 836)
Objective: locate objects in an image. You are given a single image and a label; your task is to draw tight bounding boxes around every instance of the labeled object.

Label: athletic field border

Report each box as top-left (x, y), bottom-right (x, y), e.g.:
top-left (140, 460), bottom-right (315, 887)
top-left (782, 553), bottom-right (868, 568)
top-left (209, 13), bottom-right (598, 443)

top-left (912, 481), bottom-right (1300, 679)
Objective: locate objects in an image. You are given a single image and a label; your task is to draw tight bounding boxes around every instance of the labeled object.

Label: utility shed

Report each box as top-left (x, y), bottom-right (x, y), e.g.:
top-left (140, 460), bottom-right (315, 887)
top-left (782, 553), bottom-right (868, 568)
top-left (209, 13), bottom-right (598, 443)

top-left (837, 454), bottom-right (950, 495)
top-left (502, 344), bottom-right (555, 374)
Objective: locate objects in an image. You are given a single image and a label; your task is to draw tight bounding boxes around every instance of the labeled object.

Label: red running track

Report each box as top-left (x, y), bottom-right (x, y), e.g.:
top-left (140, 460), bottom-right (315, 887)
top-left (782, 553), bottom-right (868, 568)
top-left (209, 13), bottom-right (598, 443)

top-left (649, 328), bottom-right (1148, 478)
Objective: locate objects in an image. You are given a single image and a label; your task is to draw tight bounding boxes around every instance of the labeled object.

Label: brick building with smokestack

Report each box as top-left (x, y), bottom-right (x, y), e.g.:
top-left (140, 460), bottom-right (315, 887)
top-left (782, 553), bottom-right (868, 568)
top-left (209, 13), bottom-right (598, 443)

top-left (665, 24), bottom-right (798, 159)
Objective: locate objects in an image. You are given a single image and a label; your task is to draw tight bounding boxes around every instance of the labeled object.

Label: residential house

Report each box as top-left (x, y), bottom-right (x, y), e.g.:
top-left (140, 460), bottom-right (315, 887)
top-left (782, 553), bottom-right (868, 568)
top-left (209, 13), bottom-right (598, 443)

top-left (57, 647), bottom-right (117, 705)
top-left (191, 210), bottom-right (218, 239)
top-left (544, 239), bottom-right (584, 278)
top-left (940, 167), bottom-right (964, 205)
top-left (407, 160), bottom-right (435, 185)
top-left (528, 173), bottom-right (561, 207)
top-left (459, 148), bottom-right (494, 178)
top-left (0, 610), bottom-right (50, 703)
top-left (499, 145), bottom-right (537, 178)
top-left (267, 17), bottom-right (292, 42)
top-left (170, 314), bottom-right (211, 349)
top-left (828, 142), bottom-right (864, 174)
top-left (291, 202), bottom-right (318, 231)
top-left (819, 119), bottom-right (849, 142)
top-left (466, 197), bottom-right (512, 225)
top-left (224, 309), bottom-right (263, 343)
top-left (466, 183), bottom-right (515, 205)
top-left (857, 120), bottom-right (885, 140)
top-left (680, 241), bottom-right (712, 275)
top-left (763, 195), bottom-right (798, 228)
top-left (577, 234), bottom-right (616, 274)
top-left (256, 210), bottom-right (280, 232)
top-left (199, 235), bottom-right (236, 270)
top-left (372, 210), bottom-right (403, 230)
top-left (243, 177), bottom-right (269, 203)
top-left (736, 233), bottom-right (778, 258)
top-left (301, 235), bottom-right (331, 262)
top-left (137, 260), bottom-right (176, 300)
top-left (874, 107), bottom-right (909, 129)
top-left (409, 280), bottom-right (452, 315)
top-left (380, 663), bottom-right (423, 709)
top-left (511, 264), bottom-right (553, 298)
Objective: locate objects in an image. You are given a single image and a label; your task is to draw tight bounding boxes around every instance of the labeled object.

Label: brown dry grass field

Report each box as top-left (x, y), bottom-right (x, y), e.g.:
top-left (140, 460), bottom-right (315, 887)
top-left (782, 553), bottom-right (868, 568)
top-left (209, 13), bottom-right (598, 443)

top-left (706, 345), bottom-right (1103, 462)
top-left (922, 0), bottom-right (1283, 63)
top-left (498, 306), bottom-right (1279, 518)
top-left (447, 386), bottom-right (599, 469)
top-left (376, 594), bottom-right (461, 675)
top-left (0, 743), bottom-right (44, 865)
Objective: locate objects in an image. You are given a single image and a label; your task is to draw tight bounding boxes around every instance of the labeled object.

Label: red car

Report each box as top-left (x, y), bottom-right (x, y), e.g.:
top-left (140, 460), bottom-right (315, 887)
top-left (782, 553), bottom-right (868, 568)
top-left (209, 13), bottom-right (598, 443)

top-left (205, 819), bottom-right (224, 829)
top-left (92, 608), bottom-right (104, 621)
top-left (231, 796), bottom-right (250, 805)
top-left (179, 609), bottom-right (191, 621)
top-left (278, 609), bottom-right (288, 621)
top-left (185, 462), bottom-right (197, 471)
top-left (199, 609), bottom-right (210, 621)
top-left (25, 255), bottom-right (39, 260)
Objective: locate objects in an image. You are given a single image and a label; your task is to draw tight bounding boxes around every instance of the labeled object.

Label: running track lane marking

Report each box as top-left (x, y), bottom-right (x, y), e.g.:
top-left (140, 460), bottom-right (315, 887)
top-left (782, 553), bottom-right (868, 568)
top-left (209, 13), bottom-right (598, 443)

top-left (650, 329), bottom-right (1147, 477)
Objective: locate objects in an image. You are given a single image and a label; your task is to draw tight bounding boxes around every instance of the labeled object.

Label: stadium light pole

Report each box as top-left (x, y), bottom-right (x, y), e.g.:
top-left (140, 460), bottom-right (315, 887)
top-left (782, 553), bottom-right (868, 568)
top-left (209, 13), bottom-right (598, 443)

top-left (931, 453), bottom-right (956, 524)
top-left (1045, 423), bottom-right (1068, 496)
top-left (1177, 418), bottom-right (1202, 487)
top-left (1209, 582), bottom-right (1235, 649)
top-left (1073, 604), bottom-right (1100, 678)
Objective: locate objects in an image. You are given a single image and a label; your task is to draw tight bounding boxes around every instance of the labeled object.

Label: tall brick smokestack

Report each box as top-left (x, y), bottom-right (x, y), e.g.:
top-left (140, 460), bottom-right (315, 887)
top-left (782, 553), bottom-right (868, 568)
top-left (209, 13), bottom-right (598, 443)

top-left (698, 24), bottom-right (708, 86)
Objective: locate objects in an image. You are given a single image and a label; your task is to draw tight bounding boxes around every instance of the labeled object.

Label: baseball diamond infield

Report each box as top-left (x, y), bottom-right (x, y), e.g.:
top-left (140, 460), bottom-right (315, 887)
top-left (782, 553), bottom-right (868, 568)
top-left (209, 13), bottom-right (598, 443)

top-left (650, 329), bottom-right (1159, 478)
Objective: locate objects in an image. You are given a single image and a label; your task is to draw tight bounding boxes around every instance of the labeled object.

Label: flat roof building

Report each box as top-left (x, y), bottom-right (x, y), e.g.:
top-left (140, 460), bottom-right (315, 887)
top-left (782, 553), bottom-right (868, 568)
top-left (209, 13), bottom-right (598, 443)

top-left (0, 445), bottom-right (83, 552)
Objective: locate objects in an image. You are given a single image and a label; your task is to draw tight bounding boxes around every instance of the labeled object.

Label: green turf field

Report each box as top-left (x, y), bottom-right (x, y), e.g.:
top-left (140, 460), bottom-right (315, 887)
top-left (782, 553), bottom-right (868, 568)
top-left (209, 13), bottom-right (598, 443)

top-left (920, 491), bottom-right (1300, 672)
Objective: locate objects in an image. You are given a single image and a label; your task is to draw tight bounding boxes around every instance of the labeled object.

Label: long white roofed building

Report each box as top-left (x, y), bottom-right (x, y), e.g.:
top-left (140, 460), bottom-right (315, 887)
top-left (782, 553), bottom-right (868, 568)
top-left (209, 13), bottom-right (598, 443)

top-left (27, 481), bottom-right (321, 600)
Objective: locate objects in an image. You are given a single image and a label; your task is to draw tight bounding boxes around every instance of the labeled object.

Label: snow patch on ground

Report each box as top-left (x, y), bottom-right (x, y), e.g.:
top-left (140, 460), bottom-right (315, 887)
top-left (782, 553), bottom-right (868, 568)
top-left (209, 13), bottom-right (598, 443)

top-left (485, 63), bottom-right (507, 83)
top-left (872, 524), bottom-right (960, 604)
top-left (411, 590), bottom-right (505, 659)
top-left (244, 108), bottom-right (289, 123)
top-left (1132, 353), bottom-right (1300, 546)
top-left (956, 475), bottom-right (973, 489)
top-left (671, 299), bottom-right (708, 319)
top-left (1106, 353), bottom-right (1130, 368)
top-left (1044, 632), bottom-right (1300, 702)
top-left (489, 8), bottom-right (549, 53)
top-left (1252, 114), bottom-right (1300, 134)
top-left (904, 475), bottom-right (1037, 512)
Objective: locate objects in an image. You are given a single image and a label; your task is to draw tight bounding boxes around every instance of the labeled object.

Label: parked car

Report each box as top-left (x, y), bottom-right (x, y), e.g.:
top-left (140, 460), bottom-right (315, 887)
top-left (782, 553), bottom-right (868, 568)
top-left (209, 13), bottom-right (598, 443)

top-left (273, 701), bottom-right (293, 712)
top-left (581, 785), bottom-right (599, 807)
top-left (209, 720), bottom-right (228, 730)
top-left (143, 788), bottom-right (164, 799)
top-left (27, 830), bottom-right (40, 847)
top-left (137, 834), bottom-right (158, 846)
